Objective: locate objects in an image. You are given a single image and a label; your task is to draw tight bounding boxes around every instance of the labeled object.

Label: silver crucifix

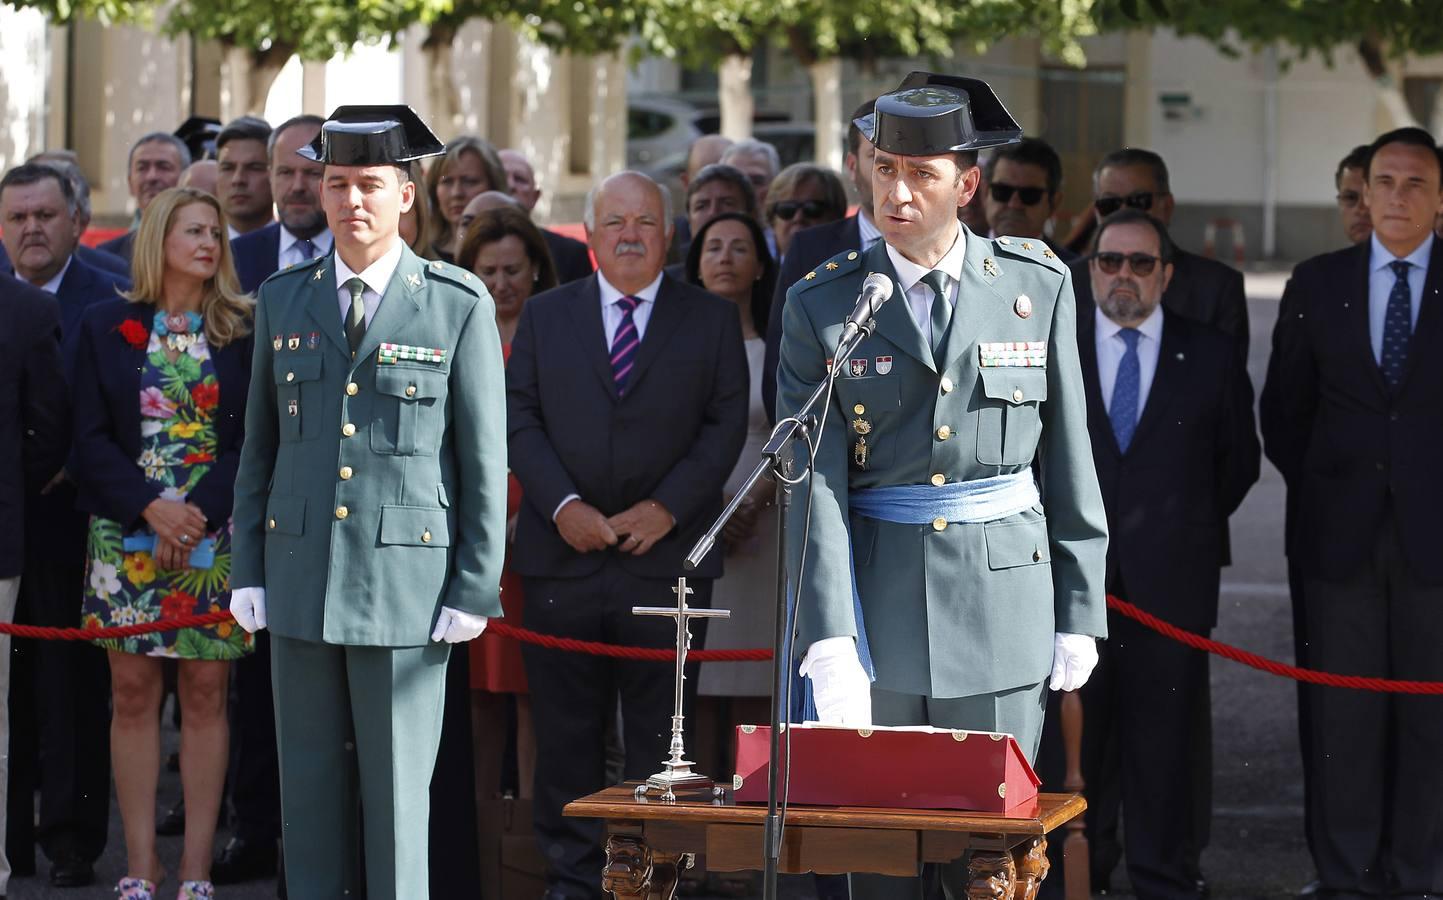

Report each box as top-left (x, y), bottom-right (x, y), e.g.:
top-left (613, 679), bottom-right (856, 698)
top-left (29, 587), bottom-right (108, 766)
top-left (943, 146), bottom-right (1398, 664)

top-left (632, 576), bottom-right (730, 802)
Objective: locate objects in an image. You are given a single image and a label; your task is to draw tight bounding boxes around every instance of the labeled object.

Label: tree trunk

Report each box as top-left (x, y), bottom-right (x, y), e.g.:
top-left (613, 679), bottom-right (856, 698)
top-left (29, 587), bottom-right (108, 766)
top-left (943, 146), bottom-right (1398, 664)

top-left (221, 40), bottom-right (294, 119)
top-left (718, 53), bottom-right (753, 140)
top-left (808, 57), bottom-right (843, 171)
top-left (1357, 34), bottom-right (1419, 129)
top-left (424, 24), bottom-right (460, 135)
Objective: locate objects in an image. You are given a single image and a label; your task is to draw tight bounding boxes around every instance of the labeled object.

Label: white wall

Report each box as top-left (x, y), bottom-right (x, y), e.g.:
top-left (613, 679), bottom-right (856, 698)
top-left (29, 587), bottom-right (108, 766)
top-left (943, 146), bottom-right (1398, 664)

top-left (0, 5), bottom-right (50, 170)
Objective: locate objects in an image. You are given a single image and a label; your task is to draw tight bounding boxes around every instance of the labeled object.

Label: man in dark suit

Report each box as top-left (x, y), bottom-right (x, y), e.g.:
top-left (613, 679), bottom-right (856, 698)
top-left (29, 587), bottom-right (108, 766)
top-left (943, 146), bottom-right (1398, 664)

top-left (1068, 148), bottom-right (1249, 364)
top-left (15, 151), bottom-right (130, 277)
top-left (507, 170), bottom-right (749, 900)
top-left (762, 98), bottom-right (881, 421)
top-left (0, 272), bottom-right (68, 898)
top-left (0, 163), bottom-right (126, 889)
top-left (498, 148), bottom-right (595, 284)
top-left (97, 132), bottom-right (190, 264)
top-left (1040, 209), bottom-right (1259, 900)
top-left (215, 116), bottom-right (275, 239)
top-left (1261, 127), bottom-right (1443, 900)
top-left (230, 115), bottom-right (332, 297)
top-left (983, 137), bottom-right (1077, 263)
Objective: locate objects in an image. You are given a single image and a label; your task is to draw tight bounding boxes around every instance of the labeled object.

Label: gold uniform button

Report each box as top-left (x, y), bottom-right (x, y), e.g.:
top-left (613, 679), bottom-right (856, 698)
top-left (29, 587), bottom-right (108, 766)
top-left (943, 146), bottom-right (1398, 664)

top-left (285, 372), bottom-right (295, 383)
top-left (268, 518), bottom-right (276, 530)
top-left (335, 506), bottom-right (349, 520)
top-left (339, 466), bottom-right (353, 480)
top-left (421, 530), bottom-right (432, 544)
top-left (405, 385), bottom-right (417, 398)
top-left (346, 382), bottom-right (359, 396)
top-left (940, 376), bottom-right (954, 394)
top-left (342, 423), bottom-right (356, 437)
top-left (853, 403), bottom-right (865, 415)
top-left (1012, 388), bottom-right (1024, 403)
top-left (931, 473), bottom-right (946, 487)
top-left (936, 425), bottom-right (952, 440)
top-left (932, 517), bottom-right (948, 532)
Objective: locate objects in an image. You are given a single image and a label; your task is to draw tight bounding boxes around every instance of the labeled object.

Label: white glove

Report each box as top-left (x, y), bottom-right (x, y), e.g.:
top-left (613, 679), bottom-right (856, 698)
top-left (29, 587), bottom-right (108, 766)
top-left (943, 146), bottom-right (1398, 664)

top-left (1049, 632), bottom-right (1099, 692)
top-left (800, 637), bottom-right (872, 726)
top-left (230, 587), bottom-right (267, 634)
top-left (431, 606), bottom-right (489, 643)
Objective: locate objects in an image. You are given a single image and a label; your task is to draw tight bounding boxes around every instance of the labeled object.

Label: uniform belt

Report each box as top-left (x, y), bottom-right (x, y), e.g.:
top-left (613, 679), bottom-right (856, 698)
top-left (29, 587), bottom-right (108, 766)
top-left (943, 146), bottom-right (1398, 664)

top-left (851, 469), bottom-right (1040, 524)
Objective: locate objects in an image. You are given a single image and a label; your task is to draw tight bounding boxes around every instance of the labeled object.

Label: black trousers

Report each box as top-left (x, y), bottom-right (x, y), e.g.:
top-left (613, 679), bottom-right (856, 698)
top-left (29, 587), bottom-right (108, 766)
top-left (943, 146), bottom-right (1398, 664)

top-left (228, 629), bottom-right (281, 843)
top-left (1303, 517), bottom-right (1443, 899)
top-left (6, 555), bottom-right (111, 868)
top-left (523, 566), bottom-right (710, 900)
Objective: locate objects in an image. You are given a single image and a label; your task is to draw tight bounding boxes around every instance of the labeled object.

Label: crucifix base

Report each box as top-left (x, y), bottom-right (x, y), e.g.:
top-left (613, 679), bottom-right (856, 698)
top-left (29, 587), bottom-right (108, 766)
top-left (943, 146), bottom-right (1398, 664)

top-left (636, 769), bottom-right (717, 804)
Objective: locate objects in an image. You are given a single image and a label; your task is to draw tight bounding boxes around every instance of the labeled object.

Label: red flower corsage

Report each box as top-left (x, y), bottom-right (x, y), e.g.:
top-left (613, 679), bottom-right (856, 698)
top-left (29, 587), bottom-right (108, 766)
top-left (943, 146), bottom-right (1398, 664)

top-left (117, 319), bottom-right (149, 349)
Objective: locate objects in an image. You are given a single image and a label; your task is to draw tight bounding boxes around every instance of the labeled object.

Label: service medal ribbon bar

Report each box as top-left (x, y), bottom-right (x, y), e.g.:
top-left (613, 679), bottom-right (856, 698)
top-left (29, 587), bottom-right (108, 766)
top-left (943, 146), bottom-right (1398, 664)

top-left (978, 340), bottom-right (1048, 368)
top-left (378, 342), bottom-right (447, 365)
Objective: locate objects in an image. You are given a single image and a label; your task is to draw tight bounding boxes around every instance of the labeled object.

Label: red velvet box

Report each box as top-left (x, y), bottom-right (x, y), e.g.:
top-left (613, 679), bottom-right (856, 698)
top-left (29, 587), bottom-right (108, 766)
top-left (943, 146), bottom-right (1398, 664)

top-left (731, 723), bottom-right (1040, 813)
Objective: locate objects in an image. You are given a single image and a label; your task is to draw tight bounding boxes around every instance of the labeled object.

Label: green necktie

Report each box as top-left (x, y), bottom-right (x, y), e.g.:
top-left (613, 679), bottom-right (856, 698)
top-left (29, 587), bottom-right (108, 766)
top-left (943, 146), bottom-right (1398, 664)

top-left (344, 277), bottom-right (366, 356)
top-left (920, 269), bottom-right (951, 365)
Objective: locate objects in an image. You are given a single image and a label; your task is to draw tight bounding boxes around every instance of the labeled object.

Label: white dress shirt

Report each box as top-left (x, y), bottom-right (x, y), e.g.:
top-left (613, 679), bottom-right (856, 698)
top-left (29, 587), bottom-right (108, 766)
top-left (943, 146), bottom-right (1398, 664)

top-left (279, 226), bottom-right (333, 271)
top-left (333, 237), bottom-right (405, 328)
top-left (1094, 304), bottom-right (1164, 415)
top-left (597, 270), bottom-right (663, 346)
top-left (1367, 232), bottom-right (1431, 364)
top-left (38, 255), bottom-right (73, 294)
top-left (885, 228), bottom-right (968, 346)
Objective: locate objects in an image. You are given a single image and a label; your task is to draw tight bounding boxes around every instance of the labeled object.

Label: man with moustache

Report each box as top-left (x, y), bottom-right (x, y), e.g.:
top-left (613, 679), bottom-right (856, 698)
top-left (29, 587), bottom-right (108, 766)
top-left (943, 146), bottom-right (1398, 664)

top-left (1336, 145), bottom-right (1372, 246)
top-left (506, 170), bottom-right (748, 900)
top-left (984, 137), bottom-right (1076, 262)
top-left (775, 72), bottom-right (1107, 899)
top-left (98, 132), bottom-right (190, 264)
top-left (0, 152), bottom-right (128, 277)
top-left (229, 105), bottom-right (506, 899)
top-left (231, 115), bottom-right (333, 294)
top-left (216, 116), bottom-right (275, 239)
top-left (1261, 127), bottom-right (1443, 900)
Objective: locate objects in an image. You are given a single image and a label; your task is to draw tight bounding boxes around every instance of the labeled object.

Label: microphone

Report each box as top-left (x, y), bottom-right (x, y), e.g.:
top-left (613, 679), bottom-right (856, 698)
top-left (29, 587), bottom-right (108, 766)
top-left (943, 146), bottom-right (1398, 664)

top-left (838, 272), bottom-right (894, 344)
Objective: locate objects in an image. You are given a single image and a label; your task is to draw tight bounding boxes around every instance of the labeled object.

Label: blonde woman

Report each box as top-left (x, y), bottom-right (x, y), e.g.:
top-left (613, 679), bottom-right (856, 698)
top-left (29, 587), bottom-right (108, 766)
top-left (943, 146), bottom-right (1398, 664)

top-left (70, 186), bottom-right (255, 900)
top-left (423, 135), bottom-right (508, 259)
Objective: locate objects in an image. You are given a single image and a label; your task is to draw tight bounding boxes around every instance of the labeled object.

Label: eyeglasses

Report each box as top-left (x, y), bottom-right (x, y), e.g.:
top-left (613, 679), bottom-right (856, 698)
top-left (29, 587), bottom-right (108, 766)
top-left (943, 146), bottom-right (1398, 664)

top-left (1091, 252), bottom-right (1163, 277)
top-left (771, 200), bottom-right (828, 222)
top-left (1336, 190), bottom-right (1364, 209)
top-left (1094, 191), bottom-right (1161, 217)
top-left (988, 183), bottom-right (1047, 206)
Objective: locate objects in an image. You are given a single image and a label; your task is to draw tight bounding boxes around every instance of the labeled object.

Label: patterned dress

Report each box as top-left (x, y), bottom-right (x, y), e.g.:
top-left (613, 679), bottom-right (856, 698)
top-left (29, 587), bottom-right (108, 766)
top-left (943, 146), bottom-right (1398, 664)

top-left (81, 320), bottom-right (252, 659)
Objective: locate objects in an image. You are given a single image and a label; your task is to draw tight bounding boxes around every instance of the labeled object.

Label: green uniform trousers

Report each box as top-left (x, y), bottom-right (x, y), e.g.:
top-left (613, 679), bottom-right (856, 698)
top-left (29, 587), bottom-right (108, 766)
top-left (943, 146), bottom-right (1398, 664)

top-left (848, 682), bottom-right (1047, 900)
top-left (271, 635), bottom-right (450, 899)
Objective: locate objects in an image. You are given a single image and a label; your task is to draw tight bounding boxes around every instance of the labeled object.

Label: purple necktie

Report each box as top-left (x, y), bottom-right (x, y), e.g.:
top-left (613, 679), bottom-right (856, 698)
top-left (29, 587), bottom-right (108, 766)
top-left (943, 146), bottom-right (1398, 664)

top-left (610, 295), bottom-right (640, 394)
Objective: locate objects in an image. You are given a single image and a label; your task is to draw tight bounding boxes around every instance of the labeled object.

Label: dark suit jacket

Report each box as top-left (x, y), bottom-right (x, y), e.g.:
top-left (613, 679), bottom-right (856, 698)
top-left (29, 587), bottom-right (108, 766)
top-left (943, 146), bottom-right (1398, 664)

top-left (1081, 310), bottom-right (1259, 630)
top-left (1071, 246), bottom-right (1249, 364)
top-left (96, 230), bottom-right (136, 266)
top-left (507, 273), bottom-right (750, 580)
top-left (231, 221), bottom-right (283, 294)
top-left (0, 275), bottom-right (68, 577)
top-left (762, 215), bottom-right (864, 422)
top-left (70, 299), bottom-right (252, 532)
top-left (542, 229), bottom-right (594, 285)
top-left (1260, 238), bottom-right (1443, 583)
top-left (0, 242), bottom-right (127, 278)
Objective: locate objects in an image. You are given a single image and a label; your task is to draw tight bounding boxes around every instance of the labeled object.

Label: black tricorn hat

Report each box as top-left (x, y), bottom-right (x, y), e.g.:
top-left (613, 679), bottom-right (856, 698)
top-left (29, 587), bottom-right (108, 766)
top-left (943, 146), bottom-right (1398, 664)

top-left (298, 105), bottom-right (445, 166)
top-left (855, 71), bottom-right (1022, 156)
top-left (174, 116), bottom-right (223, 161)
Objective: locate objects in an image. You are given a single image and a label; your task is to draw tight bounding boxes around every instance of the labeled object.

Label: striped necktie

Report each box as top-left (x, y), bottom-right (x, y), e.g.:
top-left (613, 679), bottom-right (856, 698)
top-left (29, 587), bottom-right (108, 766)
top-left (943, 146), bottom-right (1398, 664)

top-left (611, 295), bottom-right (641, 394)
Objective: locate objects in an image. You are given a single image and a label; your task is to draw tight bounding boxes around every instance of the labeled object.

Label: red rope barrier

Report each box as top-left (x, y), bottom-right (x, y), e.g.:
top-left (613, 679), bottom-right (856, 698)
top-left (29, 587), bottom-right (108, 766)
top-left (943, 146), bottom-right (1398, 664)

top-left (485, 621), bottom-right (772, 662)
top-left (0, 610), bottom-right (234, 641)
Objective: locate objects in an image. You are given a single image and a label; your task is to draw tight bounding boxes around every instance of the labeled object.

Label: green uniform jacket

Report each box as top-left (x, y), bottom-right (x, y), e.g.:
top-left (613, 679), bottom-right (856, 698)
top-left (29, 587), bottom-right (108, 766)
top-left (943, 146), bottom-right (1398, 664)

top-left (777, 229), bottom-right (1108, 699)
top-left (231, 246), bottom-right (507, 646)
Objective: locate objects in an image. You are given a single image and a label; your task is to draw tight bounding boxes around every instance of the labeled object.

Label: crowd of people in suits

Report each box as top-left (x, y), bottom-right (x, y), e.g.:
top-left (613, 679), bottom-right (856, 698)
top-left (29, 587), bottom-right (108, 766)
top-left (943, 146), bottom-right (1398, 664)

top-left (0, 86), bottom-right (1440, 900)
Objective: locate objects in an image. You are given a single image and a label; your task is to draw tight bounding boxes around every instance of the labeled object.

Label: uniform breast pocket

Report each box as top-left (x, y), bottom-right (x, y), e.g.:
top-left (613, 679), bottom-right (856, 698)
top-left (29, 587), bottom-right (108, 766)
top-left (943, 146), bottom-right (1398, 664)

top-left (976, 368), bottom-right (1048, 466)
top-left (273, 355), bottom-right (324, 442)
top-left (371, 366), bottom-right (447, 456)
top-left (835, 376), bottom-right (901, 471)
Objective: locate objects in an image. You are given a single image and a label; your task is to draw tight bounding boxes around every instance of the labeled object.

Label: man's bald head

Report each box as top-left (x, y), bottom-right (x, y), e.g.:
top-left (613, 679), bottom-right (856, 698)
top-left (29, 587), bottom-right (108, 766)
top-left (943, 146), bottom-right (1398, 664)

top-left (459, 190), bottom-right (523, 240)
top-left (584, 171), bottom-right (673, 294)
top-left (498, 149), bottom-right (541, 210)
top-left (179, 160), bottom-right (220, 197)
top-left (682, 135), bottom-right (735, 187)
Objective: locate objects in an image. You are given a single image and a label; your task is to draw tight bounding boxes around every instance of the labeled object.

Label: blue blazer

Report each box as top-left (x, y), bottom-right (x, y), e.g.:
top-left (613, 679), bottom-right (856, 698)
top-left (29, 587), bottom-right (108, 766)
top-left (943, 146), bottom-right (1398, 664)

top-left (96, 231), bottom-right (136, 266)
top-left (231, 222), bottom-right (283, 294)
top-left (70, 298), bottom-right (252, 532)
top-left (0, 242), bottom-right (127, 278)
top-left (55, 256), bottom-right (130, 364)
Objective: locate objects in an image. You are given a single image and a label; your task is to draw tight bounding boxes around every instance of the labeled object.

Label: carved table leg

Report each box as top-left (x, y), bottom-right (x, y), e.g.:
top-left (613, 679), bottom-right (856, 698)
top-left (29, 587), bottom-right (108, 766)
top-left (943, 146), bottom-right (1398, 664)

top-left (602, 834), bottom-right (691, 900)
top-left (966, 848), bottom-right (1017, 900)
top-left (1012, 837), bottom-right (1050, 900)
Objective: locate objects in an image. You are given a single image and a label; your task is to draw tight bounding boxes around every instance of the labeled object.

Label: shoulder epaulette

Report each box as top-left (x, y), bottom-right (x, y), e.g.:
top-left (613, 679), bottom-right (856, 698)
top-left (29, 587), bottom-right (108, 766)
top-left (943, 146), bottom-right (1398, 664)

top-left (421, 258), bottom-right (486, 296)
top-left (258, 253), bottom-right (325, 291)
top-left (991, 235), bottom-right (1068, 275)
top-left (794, 249), bottom-right (864, 294)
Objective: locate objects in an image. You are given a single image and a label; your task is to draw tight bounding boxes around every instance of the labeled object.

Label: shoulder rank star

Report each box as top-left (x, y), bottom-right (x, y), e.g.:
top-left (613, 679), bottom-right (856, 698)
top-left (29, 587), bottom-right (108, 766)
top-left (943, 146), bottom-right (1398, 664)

top-left (1021, 241), bottom-right (1034, 251)
top-left (804, 271), bottom-right (817, 280)
top-left (825, 261), bottom-right (839, 270)
top-left (1043, 249), bottom-right (1056, 259)
top-left (983, 258), bottom-right (999, 277)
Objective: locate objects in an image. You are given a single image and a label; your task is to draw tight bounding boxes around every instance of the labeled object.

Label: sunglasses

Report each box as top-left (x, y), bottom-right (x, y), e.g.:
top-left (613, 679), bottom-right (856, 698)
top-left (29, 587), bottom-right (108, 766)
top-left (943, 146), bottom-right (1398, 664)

top-left (989, 183), bottom-right (1047, 206)
top-left (1094, 191), bottom-right (1160, 217)
top-left (771, 200), bottom-right (828, 222)
top-left (1091, 252), bottom-right (1163, 277)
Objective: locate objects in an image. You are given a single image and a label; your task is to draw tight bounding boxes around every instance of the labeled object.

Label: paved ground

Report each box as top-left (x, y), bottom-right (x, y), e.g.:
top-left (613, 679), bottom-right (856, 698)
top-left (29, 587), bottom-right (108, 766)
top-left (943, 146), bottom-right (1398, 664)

top-left (10, 269), bottom-right (1314, 899)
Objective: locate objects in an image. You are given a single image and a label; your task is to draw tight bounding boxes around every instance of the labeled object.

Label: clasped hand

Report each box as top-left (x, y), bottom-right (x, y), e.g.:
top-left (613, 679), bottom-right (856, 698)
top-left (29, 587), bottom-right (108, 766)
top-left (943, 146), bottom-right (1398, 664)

top-left (555, 499), bottom-right (673, 556)
top-left (141, 498), bottom-right (207, 571)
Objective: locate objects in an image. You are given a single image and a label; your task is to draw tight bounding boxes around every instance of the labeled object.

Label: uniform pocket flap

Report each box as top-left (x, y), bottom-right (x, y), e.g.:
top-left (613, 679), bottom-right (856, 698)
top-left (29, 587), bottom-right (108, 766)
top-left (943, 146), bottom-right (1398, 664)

top-left (272, 353), bottom-right (323, 385)
top-left (835, 375), bottom-right (901, 415)
top-left (265, 494), bottom-right (307, 536)
top-left (978, 367), bottom-right (1048, 405)
top-left (374, 366), bottom-right (446, 401)
top-left (378, 505), bottom-right (451, 547)
top-left (984, 517), bottom-right (1051, 569)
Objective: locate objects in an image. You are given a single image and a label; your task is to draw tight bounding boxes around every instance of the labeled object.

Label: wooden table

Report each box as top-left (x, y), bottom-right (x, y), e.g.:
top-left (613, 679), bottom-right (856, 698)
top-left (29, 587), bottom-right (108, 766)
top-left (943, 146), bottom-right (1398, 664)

top-left (565, 784), bottom-right (1085, 899)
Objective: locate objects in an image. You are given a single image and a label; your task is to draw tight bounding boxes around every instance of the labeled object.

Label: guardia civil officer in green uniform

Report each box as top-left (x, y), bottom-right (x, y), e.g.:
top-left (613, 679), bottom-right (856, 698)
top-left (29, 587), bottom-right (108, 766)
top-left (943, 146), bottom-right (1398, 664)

top-left (776, 73), bottom-right (1109, 898)
top-left (228, 106), bottom-right (506, 899)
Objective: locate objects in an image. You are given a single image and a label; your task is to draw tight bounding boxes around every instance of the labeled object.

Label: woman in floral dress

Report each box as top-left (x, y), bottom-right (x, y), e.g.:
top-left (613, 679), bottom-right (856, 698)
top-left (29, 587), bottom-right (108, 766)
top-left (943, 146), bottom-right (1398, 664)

top-left (70, 187), bottom-right (254, 900)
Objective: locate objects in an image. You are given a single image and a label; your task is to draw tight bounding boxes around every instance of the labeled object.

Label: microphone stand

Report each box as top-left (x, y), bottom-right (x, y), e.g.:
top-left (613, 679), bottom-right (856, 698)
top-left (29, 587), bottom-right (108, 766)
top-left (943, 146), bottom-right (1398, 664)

top-left (683, 317), bottom-right (879, 900)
